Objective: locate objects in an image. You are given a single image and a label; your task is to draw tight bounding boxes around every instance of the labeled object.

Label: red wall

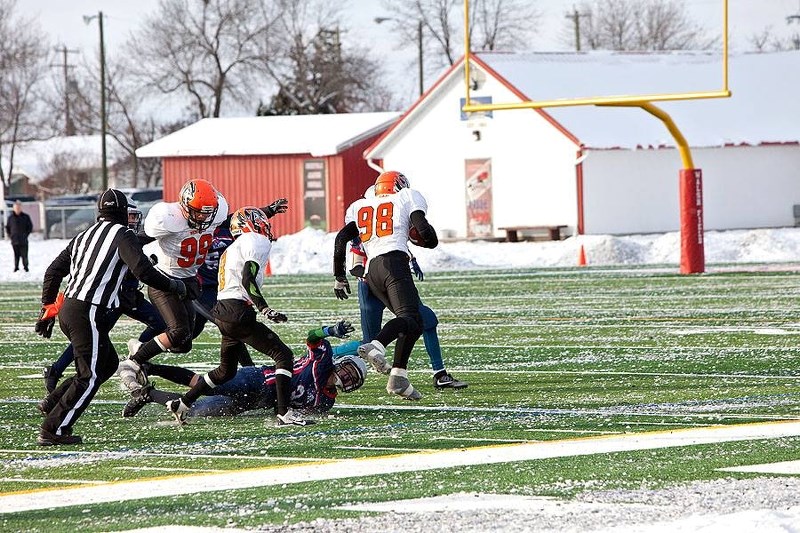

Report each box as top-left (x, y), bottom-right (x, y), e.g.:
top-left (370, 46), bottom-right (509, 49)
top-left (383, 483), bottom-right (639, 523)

top-left (161, 131), bottom-right (386, 237)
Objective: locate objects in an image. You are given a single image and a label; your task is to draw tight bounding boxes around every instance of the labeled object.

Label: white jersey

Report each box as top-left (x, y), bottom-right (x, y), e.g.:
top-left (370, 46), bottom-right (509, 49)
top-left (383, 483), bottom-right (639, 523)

top-left (344, 188), bottom-right (427, 272)
top-left (143, 195), bottom-right (229, 279)
top-left (216, 232), bottom-right (272, 303)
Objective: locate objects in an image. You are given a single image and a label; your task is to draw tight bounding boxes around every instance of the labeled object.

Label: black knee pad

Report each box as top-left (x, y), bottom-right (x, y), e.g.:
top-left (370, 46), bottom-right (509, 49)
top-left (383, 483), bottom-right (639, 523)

top-left (401, 315), bottom-right (423, 337)
top-left (166, 327), bottom-right (193, 353)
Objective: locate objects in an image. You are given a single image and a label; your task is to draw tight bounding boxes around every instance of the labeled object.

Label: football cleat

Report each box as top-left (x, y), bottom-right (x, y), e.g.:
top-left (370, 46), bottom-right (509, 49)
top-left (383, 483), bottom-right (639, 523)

top-left (166, 399), bottom-right (189, 426)
top-left (386, 375), bottom-right (422, 401)
top-left (122, 383), bottom-right (154, 418)
top-left (118, 358), bottom-right (148, 392)
top-left (37, 430), bottom-right (82, 446)
top-left (433, 372), bottom-right (468, 390)
top-left (276, 409), bottom-right (315, 427)
top-left (357, 342), bottom-right (392, 375)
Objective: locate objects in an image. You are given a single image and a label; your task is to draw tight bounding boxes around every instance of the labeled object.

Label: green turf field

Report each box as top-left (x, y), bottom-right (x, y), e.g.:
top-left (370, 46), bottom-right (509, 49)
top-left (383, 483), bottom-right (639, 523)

top-left (2, 266), bottom-right (800, 531)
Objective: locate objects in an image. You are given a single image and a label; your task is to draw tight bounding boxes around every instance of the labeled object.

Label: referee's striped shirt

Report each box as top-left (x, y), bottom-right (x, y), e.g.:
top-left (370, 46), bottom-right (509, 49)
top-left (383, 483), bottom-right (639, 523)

top-left (42, 221), bottom-right (174, 309)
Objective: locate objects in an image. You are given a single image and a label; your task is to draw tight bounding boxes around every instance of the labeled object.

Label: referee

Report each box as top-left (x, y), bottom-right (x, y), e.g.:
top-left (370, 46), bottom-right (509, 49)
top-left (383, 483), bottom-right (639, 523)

top-left (35, 189), bottom-right (187, 446)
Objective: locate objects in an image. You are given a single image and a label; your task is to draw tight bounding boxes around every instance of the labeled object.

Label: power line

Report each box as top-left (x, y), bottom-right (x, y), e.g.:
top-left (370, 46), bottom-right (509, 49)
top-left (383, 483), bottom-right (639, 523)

top-left (50, 45), bottom-right (79, 136)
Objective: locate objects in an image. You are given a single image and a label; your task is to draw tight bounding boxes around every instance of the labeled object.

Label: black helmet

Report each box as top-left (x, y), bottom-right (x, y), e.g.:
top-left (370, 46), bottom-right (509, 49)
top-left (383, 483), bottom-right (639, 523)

top-left (97, 189), bottom-right (129, 225)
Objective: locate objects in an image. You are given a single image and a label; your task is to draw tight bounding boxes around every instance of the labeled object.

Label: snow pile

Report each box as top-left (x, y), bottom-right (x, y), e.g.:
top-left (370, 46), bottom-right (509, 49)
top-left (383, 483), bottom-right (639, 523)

top-left (3, 226), bottom-right (800, 283)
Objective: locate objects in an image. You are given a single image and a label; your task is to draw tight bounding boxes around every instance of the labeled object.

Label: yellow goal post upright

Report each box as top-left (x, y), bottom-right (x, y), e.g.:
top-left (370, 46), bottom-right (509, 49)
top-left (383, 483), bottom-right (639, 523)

top-left (461, 0), bottom-right (731, 274)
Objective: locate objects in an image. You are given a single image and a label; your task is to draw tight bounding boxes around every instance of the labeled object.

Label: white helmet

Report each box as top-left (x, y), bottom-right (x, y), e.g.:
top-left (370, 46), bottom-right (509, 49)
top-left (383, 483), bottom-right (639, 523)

top-left (334, 355), bottom-right (367, 393)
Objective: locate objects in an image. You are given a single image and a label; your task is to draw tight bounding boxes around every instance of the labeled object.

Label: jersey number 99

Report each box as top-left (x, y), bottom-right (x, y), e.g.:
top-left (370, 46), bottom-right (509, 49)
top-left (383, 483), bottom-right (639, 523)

top-left (177, 234), bottom-right (213, 268)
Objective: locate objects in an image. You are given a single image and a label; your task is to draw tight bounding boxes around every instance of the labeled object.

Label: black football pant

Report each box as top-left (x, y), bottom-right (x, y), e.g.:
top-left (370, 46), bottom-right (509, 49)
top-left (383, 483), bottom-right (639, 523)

top-left (42, 299), bottom-right (119, 436)
top-left (180, 299), bottom-right (293, 414)
top-left (365, 250), bottom-right (423, 370)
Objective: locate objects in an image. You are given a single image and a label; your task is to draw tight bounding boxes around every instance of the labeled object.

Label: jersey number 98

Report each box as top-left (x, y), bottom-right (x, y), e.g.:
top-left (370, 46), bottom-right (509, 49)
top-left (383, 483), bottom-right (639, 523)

top-left (357, 202), bottom-right (394, 241)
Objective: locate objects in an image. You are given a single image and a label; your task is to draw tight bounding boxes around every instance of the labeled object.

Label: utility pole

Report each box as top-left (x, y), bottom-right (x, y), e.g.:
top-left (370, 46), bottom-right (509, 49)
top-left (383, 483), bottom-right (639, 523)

top-left (50, 45), bottom-right (79, 136)
top-left (84, 11), bottom-right (108, 190)
top-left (565, 6), bottom-right (590, 52)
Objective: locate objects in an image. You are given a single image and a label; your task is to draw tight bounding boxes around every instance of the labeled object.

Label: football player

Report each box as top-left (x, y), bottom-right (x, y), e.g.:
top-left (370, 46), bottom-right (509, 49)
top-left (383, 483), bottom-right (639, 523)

top-left (118, 178), bottom-right (228, 384)
top-left (160, 206), bottom-right (311, 426)
top-left (336, 237), bottom-right (467, 390)
top-left (121, 321), bottom-right (364, 419)
top-left (332, 170), bottom-right (438, 400)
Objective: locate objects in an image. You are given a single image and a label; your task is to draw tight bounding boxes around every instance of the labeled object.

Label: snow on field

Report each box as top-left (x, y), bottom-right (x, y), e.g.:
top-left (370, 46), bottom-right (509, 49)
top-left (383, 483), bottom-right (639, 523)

top-left (4, 226), bottom-right (800, 532)
top-left (3, 226), bottom-right (800, 282)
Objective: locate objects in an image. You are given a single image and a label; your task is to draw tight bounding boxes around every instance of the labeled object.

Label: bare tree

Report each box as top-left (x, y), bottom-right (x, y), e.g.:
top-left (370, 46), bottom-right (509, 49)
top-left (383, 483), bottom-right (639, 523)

top-left (748, 25), bottom-right (800, 52)
top-left (258, 1), bottom-right (396, 114)
top-left (568, 0), bottom-right (716, 51)
top-left (125, 0), bottom-right (278, 119)
top-left (379, 0), bottom-right (540, 71)
top-left (0, 0), bottom-right (51, 195)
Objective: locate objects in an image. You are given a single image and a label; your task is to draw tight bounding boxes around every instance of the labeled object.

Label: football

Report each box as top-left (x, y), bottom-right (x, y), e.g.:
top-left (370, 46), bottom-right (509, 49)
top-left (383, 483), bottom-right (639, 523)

top-left (408, 226), bottom-right (423, 246)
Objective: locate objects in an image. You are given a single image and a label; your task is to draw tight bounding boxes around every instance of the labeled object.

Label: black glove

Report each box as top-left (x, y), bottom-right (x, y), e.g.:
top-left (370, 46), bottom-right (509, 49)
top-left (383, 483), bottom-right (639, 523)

top-left (169, 279), bottom-right (187, 300)
top-left (334, 276), bottom-right (351, 300)
top-left (35, 309), bottom-right (56, 339)
top-left (261, 307), bottom-right (288, 323)
top-left (327, 320), bottom-right (355, 338)
top-left (410, 257), bottom-right (424, 281)
top-left (264, 198), bottom-right (288, 218)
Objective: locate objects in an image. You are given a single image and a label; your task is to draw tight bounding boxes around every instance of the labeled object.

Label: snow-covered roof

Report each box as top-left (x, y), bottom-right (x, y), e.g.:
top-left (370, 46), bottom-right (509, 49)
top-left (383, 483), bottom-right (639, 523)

top-left (3, 135), bottom-right (108, 183)
top-left (135, 112), bottom-right (402, 159)
top-left (477, 50), bottom-right (800, 149)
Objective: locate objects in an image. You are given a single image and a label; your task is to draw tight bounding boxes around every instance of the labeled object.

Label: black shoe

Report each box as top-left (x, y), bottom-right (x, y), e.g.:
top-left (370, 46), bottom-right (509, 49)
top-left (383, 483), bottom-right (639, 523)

top-left (433, 372), bottom-right (468, 390)
top-left (42, 366), bottom-right (59, 394)
top-left (122, 383), bottom-right (154, 418)
top-left (37, 430), bottom-right (82, 446)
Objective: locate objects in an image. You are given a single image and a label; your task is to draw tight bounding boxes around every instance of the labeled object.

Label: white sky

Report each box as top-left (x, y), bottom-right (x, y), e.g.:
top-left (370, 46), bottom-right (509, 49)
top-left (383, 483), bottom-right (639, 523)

top-left (16, 0), bottom-right (800, 107)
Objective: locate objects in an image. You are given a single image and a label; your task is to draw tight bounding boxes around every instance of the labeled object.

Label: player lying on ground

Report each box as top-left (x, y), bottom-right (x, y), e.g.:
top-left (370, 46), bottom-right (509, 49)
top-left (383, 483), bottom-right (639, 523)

top-left (121, 321), bottom-right (365, 419)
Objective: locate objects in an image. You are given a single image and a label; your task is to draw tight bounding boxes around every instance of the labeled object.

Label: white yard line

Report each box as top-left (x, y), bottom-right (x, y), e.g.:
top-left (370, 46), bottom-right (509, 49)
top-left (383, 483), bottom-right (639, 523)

top-left (2, 419), bottom-right (800, 514)
top-left (719, 459), bottom-right (800, 475)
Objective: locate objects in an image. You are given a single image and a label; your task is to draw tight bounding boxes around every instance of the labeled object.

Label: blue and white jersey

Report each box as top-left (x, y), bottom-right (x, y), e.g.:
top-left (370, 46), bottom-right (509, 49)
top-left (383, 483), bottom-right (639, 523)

top-left (262, 338), bottom-right (336, 412)
top-left (196, 227), bottom-right (234, 288)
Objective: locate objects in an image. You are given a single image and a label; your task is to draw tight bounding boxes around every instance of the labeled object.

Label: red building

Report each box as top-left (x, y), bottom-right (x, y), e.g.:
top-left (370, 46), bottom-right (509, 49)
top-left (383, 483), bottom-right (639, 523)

top-left (136, 112), bottom-right (400, 237)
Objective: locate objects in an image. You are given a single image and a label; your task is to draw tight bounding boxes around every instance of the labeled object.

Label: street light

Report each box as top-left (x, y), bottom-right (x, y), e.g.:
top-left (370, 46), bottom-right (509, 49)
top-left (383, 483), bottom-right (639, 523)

top-left (375, 16), bottom-right (424, 97)
top-left (83, 11), bottom-right (108, 190)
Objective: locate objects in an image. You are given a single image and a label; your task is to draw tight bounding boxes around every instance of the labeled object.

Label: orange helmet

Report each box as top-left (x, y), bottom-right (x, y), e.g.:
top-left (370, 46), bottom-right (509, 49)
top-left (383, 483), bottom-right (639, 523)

top-left (374, 171), bottom-right (410, 196)
top-left (229, 206), bottom-right (273, 240)
top-left (179, 179), bottom-right (219, 231)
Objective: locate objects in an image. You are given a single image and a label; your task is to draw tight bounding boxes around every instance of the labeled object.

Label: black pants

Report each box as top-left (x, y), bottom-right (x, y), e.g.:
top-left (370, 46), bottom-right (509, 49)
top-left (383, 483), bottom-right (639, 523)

top-left (365, 250), bottom-right (423, 369)
top-left (42, 298), bottom-right (118, 436)
top-left (147, 278), bottom-right (198, 353)
top-left (12, 243), bottom-right (28, 271)
top-left (180, 299), bottom-right (293, 411)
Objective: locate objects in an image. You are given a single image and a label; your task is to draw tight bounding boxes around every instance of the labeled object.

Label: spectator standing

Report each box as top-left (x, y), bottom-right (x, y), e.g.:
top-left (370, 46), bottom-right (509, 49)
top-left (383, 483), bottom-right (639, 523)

top-left (6, 200), bottom-right (33, 272)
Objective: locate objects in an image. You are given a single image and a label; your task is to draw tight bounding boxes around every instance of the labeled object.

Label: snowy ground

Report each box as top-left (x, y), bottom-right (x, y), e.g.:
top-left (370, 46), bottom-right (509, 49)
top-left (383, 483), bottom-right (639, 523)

top-left (7, 226), bottom-right (800, 532)
top-left (5, 226), bottom-right (800, 282)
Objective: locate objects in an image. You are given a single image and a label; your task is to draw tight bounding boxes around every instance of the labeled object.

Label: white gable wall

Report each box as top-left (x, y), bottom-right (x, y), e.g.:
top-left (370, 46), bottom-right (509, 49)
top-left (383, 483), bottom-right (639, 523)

top-left (583, 144), bottom-right (800, 234)
top-left (378, 72), bottom-right (580, 238)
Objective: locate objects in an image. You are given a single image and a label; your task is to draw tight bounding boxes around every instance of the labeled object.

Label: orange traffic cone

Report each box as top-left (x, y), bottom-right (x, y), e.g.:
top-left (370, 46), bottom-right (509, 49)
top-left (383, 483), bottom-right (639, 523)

top-left (578, 245), bottom-right (587, 267)
top-left (265, 260), bottom-right (272, 276)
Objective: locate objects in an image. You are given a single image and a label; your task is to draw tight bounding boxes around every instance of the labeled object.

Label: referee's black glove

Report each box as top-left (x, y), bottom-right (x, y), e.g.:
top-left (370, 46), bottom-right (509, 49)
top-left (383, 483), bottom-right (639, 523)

top-left (35, 316), bottom-right (55, 339)
top-left (169, 279), bottom-right (188, 300)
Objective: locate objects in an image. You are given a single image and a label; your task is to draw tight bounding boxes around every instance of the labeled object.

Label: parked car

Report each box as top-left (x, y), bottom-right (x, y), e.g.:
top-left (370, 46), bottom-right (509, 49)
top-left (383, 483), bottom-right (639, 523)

top-left (117, 187), bottom-right (162, 205)
top-left (44, 193), bottom-right (99, 206)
